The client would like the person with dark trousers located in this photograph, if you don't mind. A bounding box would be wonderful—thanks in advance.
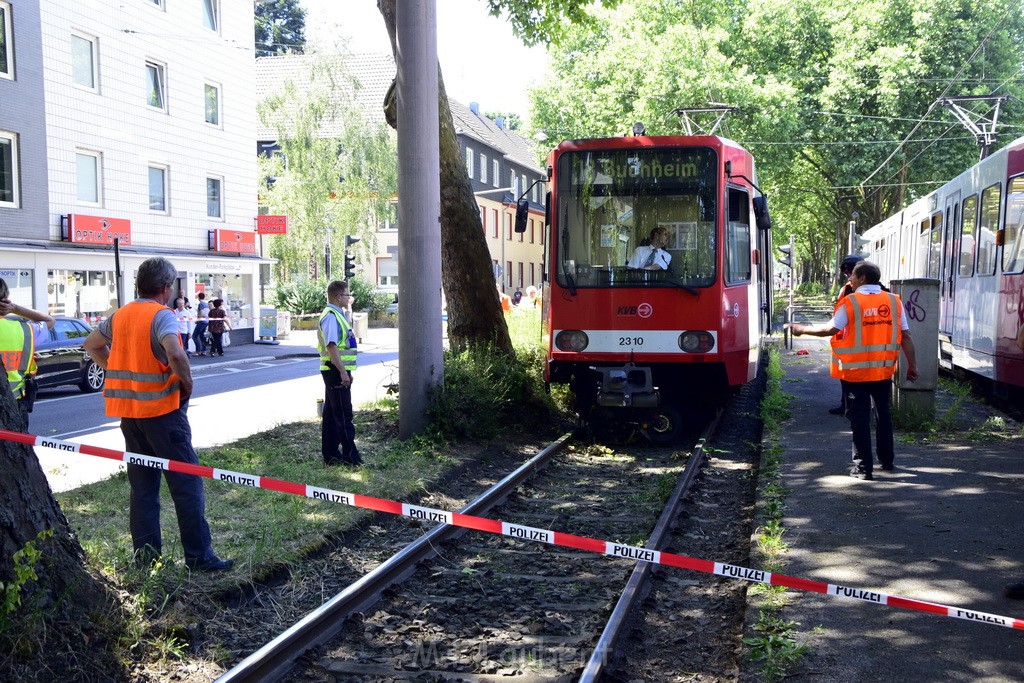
[789,261,919,481]
[83,257,233,572]
[828,254,865,415]
[0,279,55,430]
[318,280,361,467]
[192,292,209,356]
[207,298,230,357]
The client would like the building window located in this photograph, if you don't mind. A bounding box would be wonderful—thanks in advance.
[206,177,222,218]
[492,159,499,187]
[465,148,474,179]
[148,165,168,212]
[506,260,512,288]
[521,174,527,198]
[491,208,498,239]
[0,131,18,207]
[480,154,488,184]
[480,206,486,234]
[511,170,519,196]
[145,60,166,110]
[529,218,535,244]
[71,33,98,90]
[201,0,219,32]
[0,1,12,80]
[76,150,101,204]
[204,82,220,125]
[145,0,165,7]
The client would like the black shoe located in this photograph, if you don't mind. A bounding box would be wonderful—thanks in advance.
[829,405,845,415]
[185,556,235,572]
[849,467,873,481]
[1005,582,1024,599]
[880,464,895,472]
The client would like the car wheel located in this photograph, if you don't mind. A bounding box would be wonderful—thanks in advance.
[79,360,105,393]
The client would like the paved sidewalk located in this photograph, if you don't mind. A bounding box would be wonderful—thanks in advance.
[773,337,1024,681]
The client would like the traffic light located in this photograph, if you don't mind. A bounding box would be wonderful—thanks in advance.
[853,234,872,256]
[344,251,357,280]
[343,235,360,279]
[777,244,793,269]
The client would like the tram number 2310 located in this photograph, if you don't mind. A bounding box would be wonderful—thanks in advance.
[618,336,645,346]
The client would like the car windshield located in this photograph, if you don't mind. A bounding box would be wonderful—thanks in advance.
[554,147,717,289]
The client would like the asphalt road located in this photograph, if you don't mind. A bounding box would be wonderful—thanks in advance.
[31,335,400,492]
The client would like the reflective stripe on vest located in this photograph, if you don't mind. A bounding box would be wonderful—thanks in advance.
[0,320,36,400]
[103,301,182,418]
[317,307,356,372]
[830,292,902,381]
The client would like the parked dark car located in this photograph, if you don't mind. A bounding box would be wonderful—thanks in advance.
[34,317,105,393]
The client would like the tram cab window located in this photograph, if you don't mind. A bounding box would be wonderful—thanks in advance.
[555,147,718,288]
[1002,176,1024,274]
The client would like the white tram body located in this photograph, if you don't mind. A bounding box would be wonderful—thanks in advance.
[862,136,1024,389]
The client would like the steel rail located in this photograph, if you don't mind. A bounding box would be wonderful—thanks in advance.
[579,412,722,682]
[216,432,573,683]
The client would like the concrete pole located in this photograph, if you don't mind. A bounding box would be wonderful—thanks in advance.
[396,0,443,439]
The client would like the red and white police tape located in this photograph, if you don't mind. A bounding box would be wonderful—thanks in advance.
[8,428,1023,632]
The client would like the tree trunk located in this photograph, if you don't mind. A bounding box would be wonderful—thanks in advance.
[0,377,124,679]
[378,0,515,357]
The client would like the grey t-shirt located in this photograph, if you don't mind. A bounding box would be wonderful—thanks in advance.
[97,299,180,365]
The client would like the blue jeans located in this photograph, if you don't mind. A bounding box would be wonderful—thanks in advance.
[121,407,217,563]
[192,322,208,354]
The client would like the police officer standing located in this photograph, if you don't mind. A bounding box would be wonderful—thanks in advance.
[318,280,361,467]
[84,257,233,571]
[0,278,54,429]
[789,261,919,480]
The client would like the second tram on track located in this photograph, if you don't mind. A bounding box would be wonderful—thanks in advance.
[517,133,774,442]
[861,135,1024,392]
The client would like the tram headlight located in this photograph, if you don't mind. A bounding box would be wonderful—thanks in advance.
[555,330,589,352]
[678,331,714,353]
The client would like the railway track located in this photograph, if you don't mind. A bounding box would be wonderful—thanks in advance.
[212,369,766,682]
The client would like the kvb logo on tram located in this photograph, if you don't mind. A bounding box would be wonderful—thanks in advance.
[615,302,653,318]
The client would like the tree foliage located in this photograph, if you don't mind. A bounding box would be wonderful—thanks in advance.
[255,0,307,58]
[528,0,1024,282]
[257,56,397,283]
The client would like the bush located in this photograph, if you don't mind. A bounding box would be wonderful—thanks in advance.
[273,279,327,315]
[348,276,392,315]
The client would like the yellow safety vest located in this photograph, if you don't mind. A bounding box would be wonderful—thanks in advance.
[317,306,356,372]
[0,319,37,400]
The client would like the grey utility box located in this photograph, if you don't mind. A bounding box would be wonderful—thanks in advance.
[890,278,939,426]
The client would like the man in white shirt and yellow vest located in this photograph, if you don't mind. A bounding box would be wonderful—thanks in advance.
[84,257,233,571]
[790,261,919,481]
[0,278,54,430]
[318,280,361,467]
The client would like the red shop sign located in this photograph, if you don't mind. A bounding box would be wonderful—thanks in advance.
[67,214,132,246]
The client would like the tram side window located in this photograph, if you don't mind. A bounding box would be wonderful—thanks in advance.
[725,187,751,284]
[927,212,942,278]
[916,218,930,276]
[959,195,977,277]
[977,184,1000,276]
[1002,176,1024,274]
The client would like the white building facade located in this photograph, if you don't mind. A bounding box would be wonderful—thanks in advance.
[0,0,265,338]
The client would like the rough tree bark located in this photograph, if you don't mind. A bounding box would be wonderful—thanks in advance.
[0,378,124,680]
[377,0,515,357]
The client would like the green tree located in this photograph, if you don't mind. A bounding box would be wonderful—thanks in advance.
[255,0,306,58]
[483,111,522,131]
[258,56,397,284]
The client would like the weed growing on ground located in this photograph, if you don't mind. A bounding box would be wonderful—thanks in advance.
[743,346,807,681]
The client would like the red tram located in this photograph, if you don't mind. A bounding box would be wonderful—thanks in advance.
[862,135,1024,392]
[518,134,773,441]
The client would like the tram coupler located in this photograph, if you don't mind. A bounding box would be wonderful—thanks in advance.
[591,364,659,408]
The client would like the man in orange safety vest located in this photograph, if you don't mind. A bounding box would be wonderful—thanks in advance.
[788,261,919,481]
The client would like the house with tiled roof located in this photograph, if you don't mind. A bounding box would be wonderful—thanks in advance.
[255,53,546,296]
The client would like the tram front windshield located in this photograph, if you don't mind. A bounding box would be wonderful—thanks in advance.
[554,147,717,289]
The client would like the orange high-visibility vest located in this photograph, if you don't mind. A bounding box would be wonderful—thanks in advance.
[830,291,903,382]
[103,301,182,418]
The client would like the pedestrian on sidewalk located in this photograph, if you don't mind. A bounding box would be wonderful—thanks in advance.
[0,278,55,430]
[317,280,361,467]
[192,292,209,356]
[208,299,230,357]
[789,261,919,480]
[173,296,192,355]
[83,257,233,572]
